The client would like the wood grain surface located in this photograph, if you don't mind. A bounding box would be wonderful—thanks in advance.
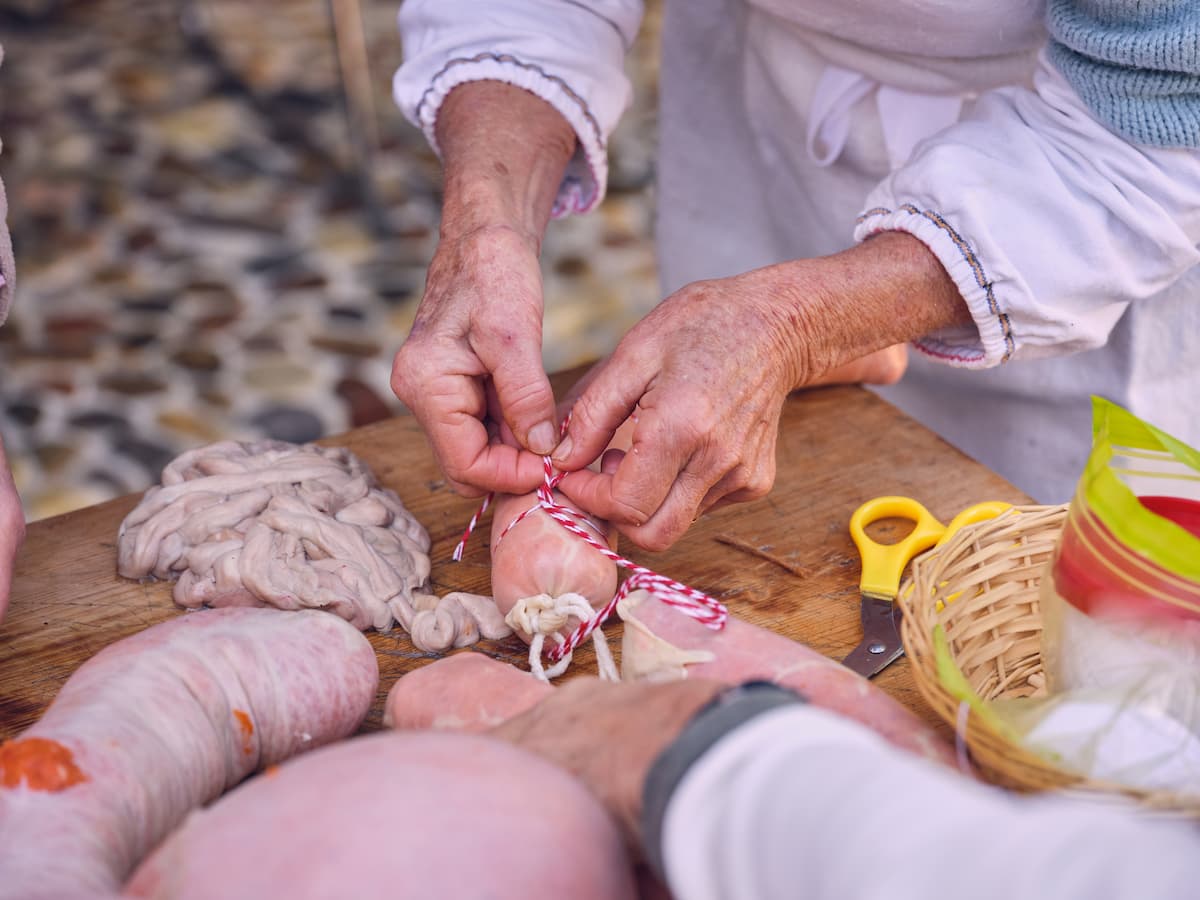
[0,374,1030,739]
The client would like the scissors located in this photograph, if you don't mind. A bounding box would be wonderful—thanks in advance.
[842,496,1011,678]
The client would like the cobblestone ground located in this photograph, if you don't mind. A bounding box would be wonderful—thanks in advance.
[0,0,662,519]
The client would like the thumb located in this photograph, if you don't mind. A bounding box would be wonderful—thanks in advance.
[481,337,559,456]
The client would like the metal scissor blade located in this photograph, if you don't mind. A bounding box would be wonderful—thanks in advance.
[840,595,905,679]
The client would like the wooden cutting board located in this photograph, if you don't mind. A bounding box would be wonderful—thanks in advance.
[0,375,1030,739]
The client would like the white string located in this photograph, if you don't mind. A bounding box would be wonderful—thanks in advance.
[505,592,619,683]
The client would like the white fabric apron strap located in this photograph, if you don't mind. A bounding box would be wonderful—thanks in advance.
[807,64,964,170]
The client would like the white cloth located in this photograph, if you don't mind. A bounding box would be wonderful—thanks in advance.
[393,0,1200,503]
[660,705,1200,900]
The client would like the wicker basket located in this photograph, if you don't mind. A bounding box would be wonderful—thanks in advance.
[898,504,1200,816]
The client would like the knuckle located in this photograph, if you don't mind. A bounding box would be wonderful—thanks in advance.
[638,521,681,553]
[497,377,551,420]
[389,346,425,398]
[441,458,471,486]
[674,392,718,442]
[740,461,776,501]
[448,478,485,499]
[742,478,772,501]
[711,447,742,475]
[609,490,655,527]
[566,392,609,439]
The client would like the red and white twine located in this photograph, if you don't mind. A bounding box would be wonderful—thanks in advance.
[453,420,728,672]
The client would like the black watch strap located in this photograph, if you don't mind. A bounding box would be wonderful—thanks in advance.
[640,680,808,881]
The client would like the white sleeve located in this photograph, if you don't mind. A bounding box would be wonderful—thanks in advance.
[661,705,1200,900]
[393,0,643,218]
[852,52,1200,369]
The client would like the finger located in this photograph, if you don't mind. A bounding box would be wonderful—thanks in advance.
[615,459,717,551]
[555,354,610,423]
[600,448,624,475]
[485,379,519,448]
[560,445,714,552]
[433,412,546,495]
[552,352,650,472]
[474,320,559,456]
[695,445,776,519]
[416,373,545,494]
[558,408,693,529]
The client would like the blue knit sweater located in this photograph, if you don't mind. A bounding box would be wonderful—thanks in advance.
[1048,0,1200,147]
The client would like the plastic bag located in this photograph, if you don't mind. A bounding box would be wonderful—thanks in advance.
[1013,398,1200,794]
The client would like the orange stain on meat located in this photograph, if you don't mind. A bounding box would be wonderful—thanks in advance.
[0,737,88,792]
[232,709,254,755]
[264,764,281,779]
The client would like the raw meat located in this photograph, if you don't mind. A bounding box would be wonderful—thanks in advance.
[383,652,552,732]
[0,607,379,899]
[393,591,513,654]
[125,731,636,900]
[117,440,431,632]
[619,590,956,766]
[489,488,619,633]
[484,420,637,680]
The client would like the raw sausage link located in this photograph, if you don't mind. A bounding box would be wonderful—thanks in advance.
[383,653,553,733]
[125,731,635,900]
[0,607,379,899]
[619,590,957,767]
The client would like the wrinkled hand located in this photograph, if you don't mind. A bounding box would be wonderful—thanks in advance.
[553,268,808,550]
[0,434,25,624]
[390,225,557,496]
[489,677,724,851]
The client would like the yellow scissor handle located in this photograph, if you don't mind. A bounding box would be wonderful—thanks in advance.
[849,496,946,599]
[934,502,1014,609]
[938,501,1013,548]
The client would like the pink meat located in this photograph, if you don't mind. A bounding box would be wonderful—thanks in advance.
[620,591,956,767]
[488,489,618,638]
[125,731,636,900]
[383,652,553,733]
[0,608,379,899]
[488,418,634,642]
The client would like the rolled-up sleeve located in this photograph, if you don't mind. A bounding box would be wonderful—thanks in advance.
[394,0,643,217]
[853,1,1200,369]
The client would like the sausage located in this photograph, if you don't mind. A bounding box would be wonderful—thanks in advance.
[125,731,635,900]
[383,652,553,733]
[619,590,957,767]
[0,608,379,899]
[488,417,635,645]
[488,488,619,637]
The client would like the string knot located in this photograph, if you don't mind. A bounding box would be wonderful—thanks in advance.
[505,592,585,637]
[505,592,617,683]
[453,413,729,679]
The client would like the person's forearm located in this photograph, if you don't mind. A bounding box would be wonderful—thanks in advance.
[771,231,972,387]
[0,432,25,623]
[436,81,577,250]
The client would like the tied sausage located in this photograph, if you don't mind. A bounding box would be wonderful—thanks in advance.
[0,608,379,899]
[126,731,635,900]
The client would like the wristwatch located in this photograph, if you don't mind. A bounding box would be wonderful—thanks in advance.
[640,680,808,880]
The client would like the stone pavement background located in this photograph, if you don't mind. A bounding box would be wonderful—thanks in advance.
[0,0,663,519]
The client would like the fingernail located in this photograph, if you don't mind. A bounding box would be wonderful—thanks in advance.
[552,434,573,463]
[529,421,556,455]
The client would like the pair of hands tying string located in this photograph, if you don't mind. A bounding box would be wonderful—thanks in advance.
[389,83,967,552]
